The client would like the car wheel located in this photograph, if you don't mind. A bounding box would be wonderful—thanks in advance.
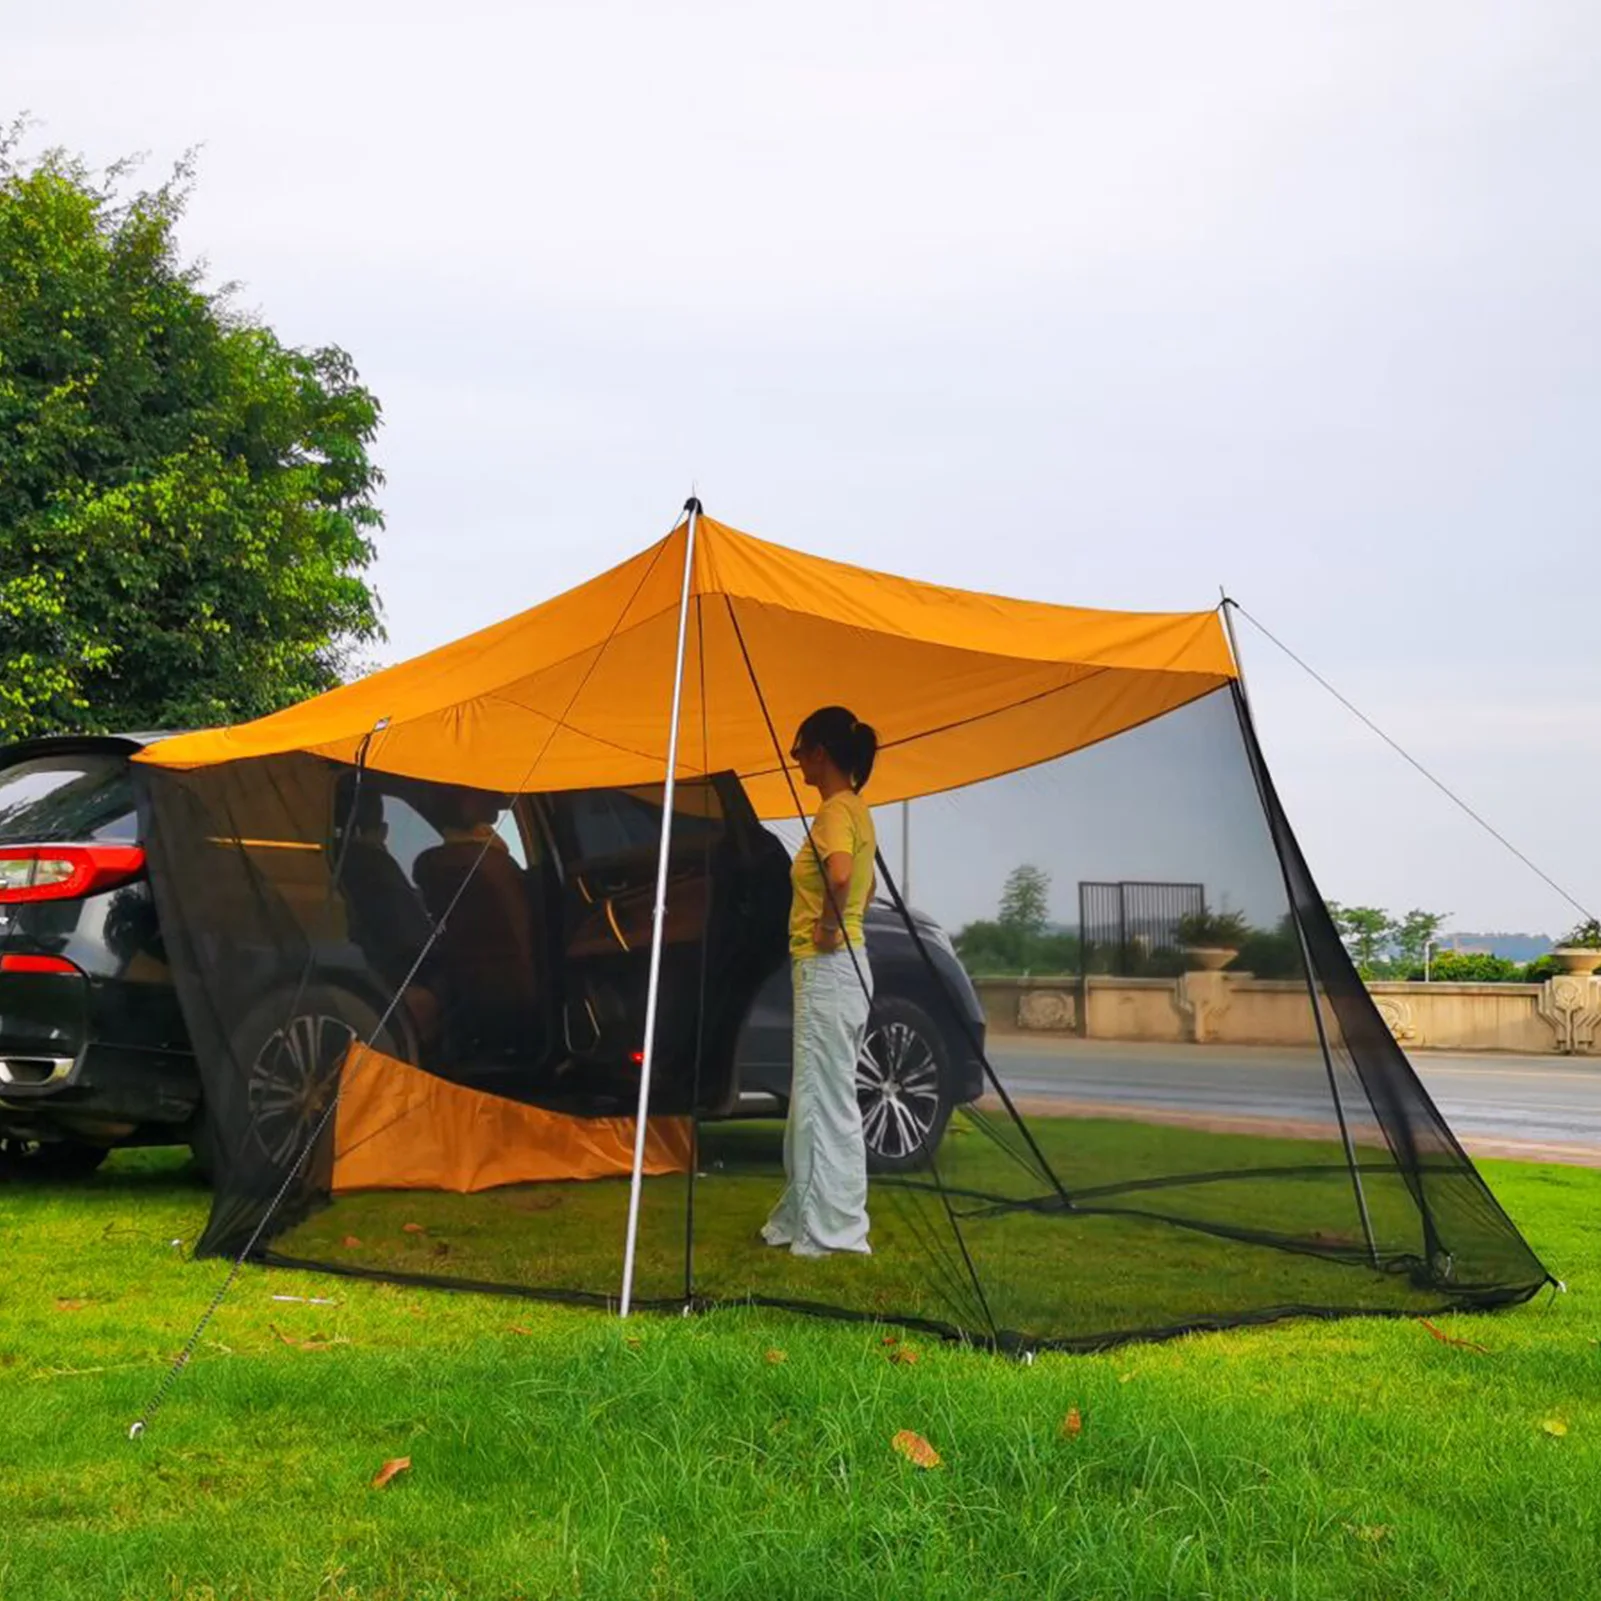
[0,1137,110,1180]
[232,985,412,1172]
[857,995,953,1173]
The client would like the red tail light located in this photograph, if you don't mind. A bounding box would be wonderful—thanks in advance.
[0,845,146,904]
[630,1050,645,1066]
[0,953,82,976]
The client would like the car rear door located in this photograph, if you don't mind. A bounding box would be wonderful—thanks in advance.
[539,774,787,1115]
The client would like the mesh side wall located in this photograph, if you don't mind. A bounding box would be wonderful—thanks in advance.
[136,685,1548,1351]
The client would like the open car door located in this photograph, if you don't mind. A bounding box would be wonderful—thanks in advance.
[539,774,788,1116]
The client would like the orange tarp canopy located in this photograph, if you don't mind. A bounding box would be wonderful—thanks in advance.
[137,515,1235,814]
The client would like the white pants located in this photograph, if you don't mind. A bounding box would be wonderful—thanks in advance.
[762,951,874,1257]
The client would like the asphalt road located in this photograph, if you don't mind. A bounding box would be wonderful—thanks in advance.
[985,1036,1601,1164]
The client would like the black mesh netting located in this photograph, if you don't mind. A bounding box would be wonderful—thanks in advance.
[133,682,1549,1352]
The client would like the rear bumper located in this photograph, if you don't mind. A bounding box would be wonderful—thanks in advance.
[0,962,199,1142]
[0,1041,200,1142]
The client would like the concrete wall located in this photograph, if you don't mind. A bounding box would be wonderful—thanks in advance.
[973,973,1601,1055]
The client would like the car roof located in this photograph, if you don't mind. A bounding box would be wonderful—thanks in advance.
[0,730,179,765]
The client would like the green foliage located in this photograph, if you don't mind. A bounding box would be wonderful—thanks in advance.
[1325,901,1454,980]
[1523,954,1560,983]
[957,864,1070,974]
[0,128,384,741]
[954,915,1079,976]
[1406,950,1524,984]
[1325,902,1394,977]
[1175,906,1250,948]
[997,863,1050,937]
[1230,914,1305,979]
[1559,918,1601,951]
[1391,908,1449,973]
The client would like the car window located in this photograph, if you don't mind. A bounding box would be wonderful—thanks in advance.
[559,783,722,862]
[0,754,139,844]
[334,777,532,879]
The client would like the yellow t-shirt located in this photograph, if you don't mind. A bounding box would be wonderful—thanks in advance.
[790,790,877,956]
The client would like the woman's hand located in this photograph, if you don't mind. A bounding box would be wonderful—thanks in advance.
[812,918,844,953]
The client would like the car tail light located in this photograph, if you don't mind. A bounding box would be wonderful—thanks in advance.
[0,845,146,904]
[0,953,82,976]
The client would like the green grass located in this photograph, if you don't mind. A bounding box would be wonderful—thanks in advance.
[0,1150,1594,1600]
[276,1114,1538,1343]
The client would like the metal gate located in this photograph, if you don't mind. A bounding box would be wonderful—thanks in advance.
[1078,880,1205,975]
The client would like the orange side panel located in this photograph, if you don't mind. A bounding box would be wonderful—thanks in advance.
[331,1046,693,1194]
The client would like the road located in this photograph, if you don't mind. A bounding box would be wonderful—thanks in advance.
[984,1036,1601,1164]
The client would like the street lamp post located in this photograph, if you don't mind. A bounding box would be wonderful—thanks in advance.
[900,798,910,903]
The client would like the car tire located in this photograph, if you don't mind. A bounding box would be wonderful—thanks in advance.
[0,1137,110,1180]
[230,983,415,1174]
[857,995,954,1174]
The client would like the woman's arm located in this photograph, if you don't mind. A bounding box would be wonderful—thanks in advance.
[813,851,854,952]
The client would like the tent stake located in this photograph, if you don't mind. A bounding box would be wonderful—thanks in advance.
[1222,599,1380,1269]
[619,496,701,1317]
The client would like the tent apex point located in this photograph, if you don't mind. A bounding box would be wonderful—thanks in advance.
[684,496,703,516]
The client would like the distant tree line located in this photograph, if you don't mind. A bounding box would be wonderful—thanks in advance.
[955,870,1561,985]
[1324,904,1559,983]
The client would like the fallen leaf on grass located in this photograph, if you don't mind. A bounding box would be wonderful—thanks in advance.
[888,1346,919,1366]
[1418,1318,1489,1355]
[508,1325,537,1336]
[624,1336,642,1350]
[53,1298,88,1312]
[1118,1372,1134,1384]
[764,1349,787,1365]
[341,1235,363,1248]
[1060,1408,1083,1439]
[401,1223,426,1235]
[1541,1418,1569,1438]
[891,1429,941,1469]
[371,1457,412,1489]
[881,1334,899,1346]
[268,1323,348,1351]
[1344,1523,1393,1544]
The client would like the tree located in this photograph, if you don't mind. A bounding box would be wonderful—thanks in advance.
[998,864,1050,937]
[1391,908,1449,975]
[1327,902,1393,977]
[0,128,384,740]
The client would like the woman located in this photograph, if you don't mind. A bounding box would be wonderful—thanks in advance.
[762,705,880,1259]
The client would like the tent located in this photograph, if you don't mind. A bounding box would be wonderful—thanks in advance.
[132,503,1550,1351]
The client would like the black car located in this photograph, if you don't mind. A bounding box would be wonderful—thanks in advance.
[0,733,987,1179]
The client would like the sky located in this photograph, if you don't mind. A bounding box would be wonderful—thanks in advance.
[7,0,1597,934]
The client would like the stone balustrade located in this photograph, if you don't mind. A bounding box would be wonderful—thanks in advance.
[974,973,1601,1055]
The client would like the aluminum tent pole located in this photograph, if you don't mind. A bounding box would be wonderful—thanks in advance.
[619,497,701,1318]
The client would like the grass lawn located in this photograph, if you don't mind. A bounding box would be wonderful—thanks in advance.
[1,1149,1594,1600]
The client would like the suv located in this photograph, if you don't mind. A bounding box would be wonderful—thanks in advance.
[0,734,987,1179]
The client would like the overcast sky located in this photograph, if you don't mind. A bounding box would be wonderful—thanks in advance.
[8,0,1597,933]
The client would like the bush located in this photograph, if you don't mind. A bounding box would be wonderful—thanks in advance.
[1175,907,1250,948]
[1406,950,1524,983]
[1230,918,1304,979]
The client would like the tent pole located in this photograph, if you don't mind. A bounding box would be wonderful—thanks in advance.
[619,497,701,1318]
[1222,600,1379,1268]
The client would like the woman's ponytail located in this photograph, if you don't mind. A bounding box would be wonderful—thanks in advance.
[850,720,878,793]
